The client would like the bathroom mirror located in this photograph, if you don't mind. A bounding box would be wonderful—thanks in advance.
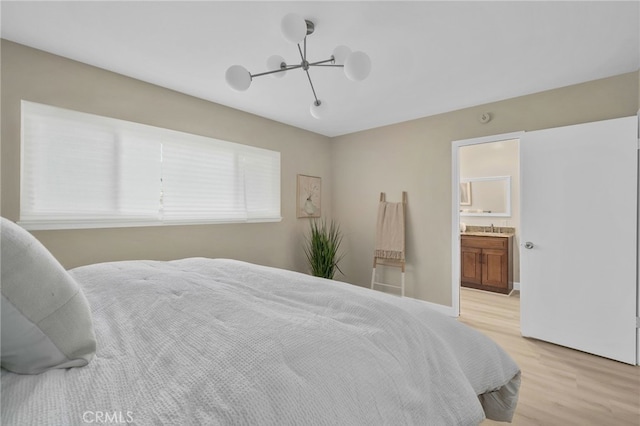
[459,176,511,217]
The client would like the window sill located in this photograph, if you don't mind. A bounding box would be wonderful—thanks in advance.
[17,217,283,231]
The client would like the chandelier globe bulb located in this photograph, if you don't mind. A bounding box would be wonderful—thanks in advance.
[332,45,352,65]
[267,55,287,78]
[344,51,371,81]
[281,13,307,44]
[310,99,328,119]
[225,65,252,91]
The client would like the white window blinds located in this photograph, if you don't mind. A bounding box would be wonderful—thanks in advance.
[20,101,281,230]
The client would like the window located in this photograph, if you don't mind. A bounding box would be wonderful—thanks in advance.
[20,101,281,230]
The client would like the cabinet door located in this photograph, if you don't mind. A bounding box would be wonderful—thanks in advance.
[461,246,482,286]
[482,248,508,290]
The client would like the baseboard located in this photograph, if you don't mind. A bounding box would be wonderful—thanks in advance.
[513,281,520,291]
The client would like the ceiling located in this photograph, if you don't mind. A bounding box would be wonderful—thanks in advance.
[2,1,639,137]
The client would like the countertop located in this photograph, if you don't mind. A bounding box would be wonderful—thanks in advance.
[461,231,515,237]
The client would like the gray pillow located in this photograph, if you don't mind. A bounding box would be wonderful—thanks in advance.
[1,217,96,374]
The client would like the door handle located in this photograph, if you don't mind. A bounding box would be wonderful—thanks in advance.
[524,241,534,249]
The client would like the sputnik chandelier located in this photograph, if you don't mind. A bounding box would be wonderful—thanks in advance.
[225,13,372,119]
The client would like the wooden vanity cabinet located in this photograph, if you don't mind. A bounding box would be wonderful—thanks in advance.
[461,235,513,294]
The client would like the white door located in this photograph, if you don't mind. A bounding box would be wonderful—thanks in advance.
[520,116,637,365]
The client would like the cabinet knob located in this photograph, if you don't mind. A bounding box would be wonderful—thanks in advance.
[524,241,534,249]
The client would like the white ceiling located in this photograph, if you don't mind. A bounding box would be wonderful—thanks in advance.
[2,1,639,137]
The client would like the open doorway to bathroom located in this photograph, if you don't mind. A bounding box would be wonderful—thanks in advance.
[451,133,521,316]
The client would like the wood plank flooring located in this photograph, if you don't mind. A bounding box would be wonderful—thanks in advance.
[458,288,640,425]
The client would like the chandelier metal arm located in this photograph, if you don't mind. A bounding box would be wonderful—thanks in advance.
[308,58,340,67]
[297,43,306,64]
[249,57,339,80]
[304,68,320,105]
[298,39,320,105]
[251,64,302,79]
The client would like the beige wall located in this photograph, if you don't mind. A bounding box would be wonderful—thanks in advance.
[331,71,639,306]
[1,40,332,272]
[2,40,638,306]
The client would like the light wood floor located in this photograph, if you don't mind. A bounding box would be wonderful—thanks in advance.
[458,288,640,426]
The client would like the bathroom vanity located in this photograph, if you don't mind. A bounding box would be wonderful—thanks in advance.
[460,232,513,294]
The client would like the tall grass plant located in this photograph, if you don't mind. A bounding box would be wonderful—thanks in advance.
[303,219,344,279]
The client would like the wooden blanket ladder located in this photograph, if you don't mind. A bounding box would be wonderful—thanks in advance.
[371,191,407,297]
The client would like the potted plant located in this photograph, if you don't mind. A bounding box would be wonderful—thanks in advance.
[303,219,344,279]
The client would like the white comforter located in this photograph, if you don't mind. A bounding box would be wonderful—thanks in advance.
[1,258,519,425]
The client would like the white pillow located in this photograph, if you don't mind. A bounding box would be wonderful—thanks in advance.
[1,217,96,374]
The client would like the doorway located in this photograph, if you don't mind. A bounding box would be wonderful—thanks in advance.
[451,132,523,317]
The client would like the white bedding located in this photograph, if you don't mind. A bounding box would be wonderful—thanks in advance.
[1,258,519,425]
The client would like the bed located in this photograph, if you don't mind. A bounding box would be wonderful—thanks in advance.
[1,218,520,425]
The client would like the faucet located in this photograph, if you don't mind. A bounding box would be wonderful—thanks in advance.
[490,223,494,233]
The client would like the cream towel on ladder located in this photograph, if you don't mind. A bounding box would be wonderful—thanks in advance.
[375,201,405,260]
